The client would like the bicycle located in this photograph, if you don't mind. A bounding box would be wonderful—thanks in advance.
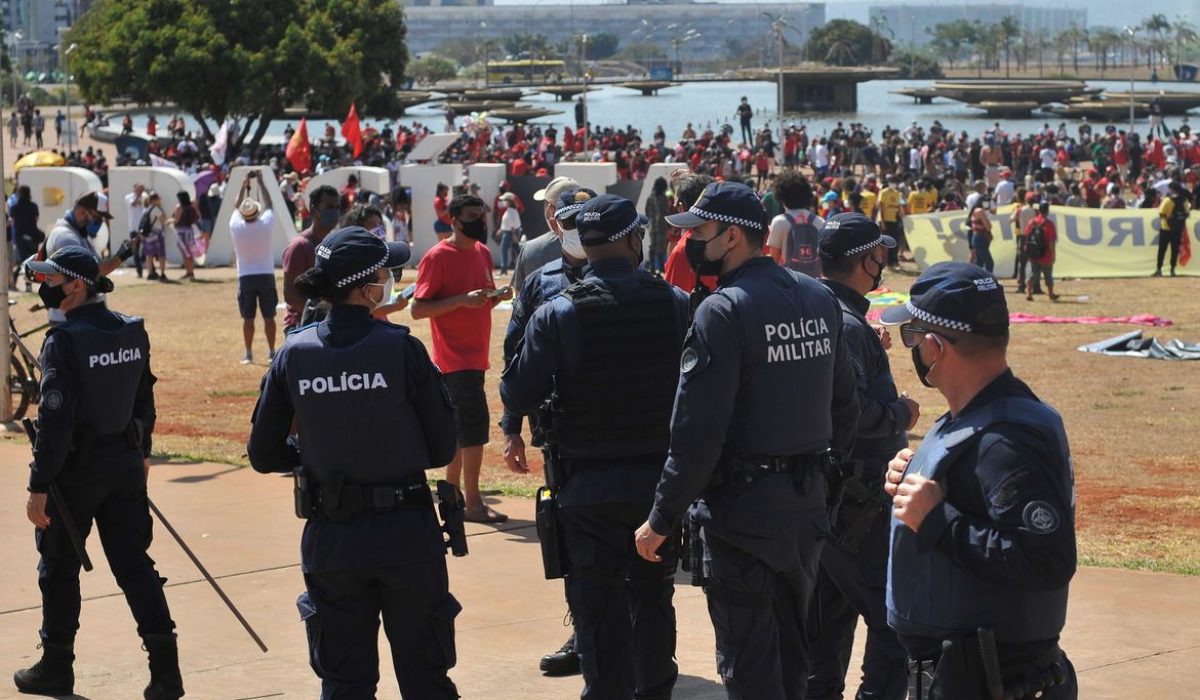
[9,310,47,421]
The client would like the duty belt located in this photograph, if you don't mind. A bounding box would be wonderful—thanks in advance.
[312,478,433,513]
[731,453,831,472]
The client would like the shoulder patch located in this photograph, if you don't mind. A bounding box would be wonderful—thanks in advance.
[1022,500,1060,535]
[680,330,710,376]
[42,389,64,411]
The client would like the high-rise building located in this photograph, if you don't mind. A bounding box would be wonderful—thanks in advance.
[869,3,1087,47]
[2,0,79,73]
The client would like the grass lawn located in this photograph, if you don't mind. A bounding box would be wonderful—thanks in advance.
[4,263,1198,574]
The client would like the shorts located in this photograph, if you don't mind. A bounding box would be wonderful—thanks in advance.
[238,274,279,320]
[441,370,489,448]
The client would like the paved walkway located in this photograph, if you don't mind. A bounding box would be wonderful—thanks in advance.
[0,444,1196,699]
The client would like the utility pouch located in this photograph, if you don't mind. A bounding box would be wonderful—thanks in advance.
[294,468,315,519]
[680,515,705,587]
[319,474,363,523]
[535,487,569,579]
[436,480,469,557]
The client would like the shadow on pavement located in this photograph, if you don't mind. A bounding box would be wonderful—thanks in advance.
[675,673,725,697]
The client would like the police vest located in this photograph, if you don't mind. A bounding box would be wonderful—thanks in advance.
[887,396,1073,643]
[555,278,682,460]
[835,297,907,463]
[284,323,432,484]
[59,313,148,436]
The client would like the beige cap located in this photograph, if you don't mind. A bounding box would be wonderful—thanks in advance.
[533,175,579,203]
[239,197,261,220]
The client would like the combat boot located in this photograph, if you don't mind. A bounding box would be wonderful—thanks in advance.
[13,641,74,696]
[142,633,184,700]
[539,634,581,677]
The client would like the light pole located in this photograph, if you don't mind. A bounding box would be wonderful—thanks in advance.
[64,42,77,147]
[771,18,786,148]
[580,34,590,138]
[10,31,23,109]
[1123,26,1137,136]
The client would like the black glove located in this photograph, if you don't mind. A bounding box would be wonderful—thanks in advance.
[115,239,134,261]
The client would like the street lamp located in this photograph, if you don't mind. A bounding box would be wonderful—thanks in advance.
[10,31,23,109]
[1123,26,1137,136]
[64,42,77,147]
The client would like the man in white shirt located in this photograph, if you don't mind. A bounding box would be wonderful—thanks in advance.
[229,173,278,364]
[124,183,146,278]
[994,169,1015,207]
[42,192,129,324]
[765,171,826,277]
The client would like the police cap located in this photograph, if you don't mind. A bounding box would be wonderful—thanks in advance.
[880,262,1008,336]
[818,212,896,259]
[315,226,411,288]
[554,186,597,220]
[576,194,647,247]
[26,245,107,288]
[665,181,768,235]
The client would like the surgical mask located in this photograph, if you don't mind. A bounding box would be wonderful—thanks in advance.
[369,224,387,240]
[38,282,69,309]
[560,226,586,258]
[911,336,941,388]
[460,218,488,243]
[364,271,394,310]
[684,230,726,277]
[316,208,340,230]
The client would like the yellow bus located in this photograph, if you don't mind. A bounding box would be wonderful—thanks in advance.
[486,59,566,85]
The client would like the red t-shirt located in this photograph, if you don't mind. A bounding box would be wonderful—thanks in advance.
[415,239,496,373]
[1024,215,1057,266]
[663,230,718,292]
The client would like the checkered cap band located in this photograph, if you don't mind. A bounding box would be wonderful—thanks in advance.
[585,217,644,246]
[555,202,586,219]
[330,248,390,288]
[842,235,886,257]
[48,259,93,284]
[688,206,762,232]
[905,301,973,332]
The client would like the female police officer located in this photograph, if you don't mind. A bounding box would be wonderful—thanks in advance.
[247,227,461,699]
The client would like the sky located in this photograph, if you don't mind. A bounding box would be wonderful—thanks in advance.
[488,0,1194,30]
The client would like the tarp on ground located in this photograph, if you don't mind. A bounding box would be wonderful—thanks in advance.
[906,206,1199,278]
[1078,330,1200,360]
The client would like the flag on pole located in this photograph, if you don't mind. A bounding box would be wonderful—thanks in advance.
[149,153,180,170]
[287,118,312,174]
[342,104,363,159]
[1180,226,1192,267]
[210,119,231,166]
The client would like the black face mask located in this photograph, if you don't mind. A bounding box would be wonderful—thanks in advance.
[861,254,885,291]
[38,283,68,309]
[684,233,725,277]
[911,336,940,388]
[460,218,487,243]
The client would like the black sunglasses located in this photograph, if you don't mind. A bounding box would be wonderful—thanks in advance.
[899,324,958,349]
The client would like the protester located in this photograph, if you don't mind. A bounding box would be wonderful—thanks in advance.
[766,170,824,276]
[229,173,278,364]
[1024,201,1059,301]
[10,185,40,288]
[967,196,995,272]
[124,183,147,278]
[171,191,200,280]
[645,176,671,273]
[282,184,340,332]
[1155,181,1191,277]
[496,192,522,276]
[141,192,168,281]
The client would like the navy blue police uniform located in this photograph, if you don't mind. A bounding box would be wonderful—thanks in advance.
[647,182,860,700]
[807,213,909,700]
[881,263,1077,700]
[18,246,180,699]
[501,195,689,700]
[247,228,461,700]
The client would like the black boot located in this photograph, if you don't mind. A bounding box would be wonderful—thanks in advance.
[539,633,581,676]
[13,641,74,696]
[143,633,184,700]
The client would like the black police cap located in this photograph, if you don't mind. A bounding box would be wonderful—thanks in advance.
[665,181,768,235]
[26,245,103,286]
[576,194,647,246]
[880,262,1008,336]
[818,212,896,259]
[315,226,411,288]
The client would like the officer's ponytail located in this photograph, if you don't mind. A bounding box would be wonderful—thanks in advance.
[293,267,355,302]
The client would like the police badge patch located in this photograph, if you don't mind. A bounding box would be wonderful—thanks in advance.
[42,389,64,411]
[680,331,709,376]
[1022,500,1060,535]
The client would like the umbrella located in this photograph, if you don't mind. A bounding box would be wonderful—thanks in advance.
[191,169,218,199]
[13,150,66,172]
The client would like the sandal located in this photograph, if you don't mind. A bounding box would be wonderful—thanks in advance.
[464,506,508,524]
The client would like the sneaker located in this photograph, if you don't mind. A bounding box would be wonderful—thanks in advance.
[1152,269,1163,277]
[240,351,252,365]
[147,271,160,281]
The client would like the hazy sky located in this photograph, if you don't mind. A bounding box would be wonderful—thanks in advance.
[488,0,1194,30]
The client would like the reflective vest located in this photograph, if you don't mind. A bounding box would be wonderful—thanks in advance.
[60,313,148,436]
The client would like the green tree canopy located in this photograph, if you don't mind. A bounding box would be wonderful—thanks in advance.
[803,19,891,66]
[66,0,407,151]
[409,55,458,85]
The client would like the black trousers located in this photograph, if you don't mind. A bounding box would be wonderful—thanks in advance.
[1157,229,1182,271]
[300,561,460,700]
[702,505,825,700]
[37,464,175,645]
[806,511,907,700]
[559,503,678,700]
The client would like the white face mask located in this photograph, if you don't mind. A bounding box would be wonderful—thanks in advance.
[364,270,394,310]
[560,226,586,259]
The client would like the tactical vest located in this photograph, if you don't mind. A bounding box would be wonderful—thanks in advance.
[59,313,148,436]
[554,278,682,460]
[887,396,1074,643]
[284,323,432,484]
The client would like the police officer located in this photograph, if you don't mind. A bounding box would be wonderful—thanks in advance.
[500,183,594,677]
[880,262,1077,700]
[634,181,860,700]
[501,194,688,700]
[17,246,182,700]
[247,227,461,699]
[807,213,917,700]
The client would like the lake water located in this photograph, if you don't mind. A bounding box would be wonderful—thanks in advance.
[113,79,1196,148]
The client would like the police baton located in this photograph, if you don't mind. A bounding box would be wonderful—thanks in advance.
[22,418,93,572]
[145,497,269,653]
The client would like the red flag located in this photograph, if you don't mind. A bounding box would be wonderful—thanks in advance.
[342,104,363,158]
[1180,224,1192,268]
[286,118,312,174]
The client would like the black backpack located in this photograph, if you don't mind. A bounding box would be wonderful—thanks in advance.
[1025,220,1046,259]
[783,210,821,275]
[137,208,155,237]
[1167,195,1189,233]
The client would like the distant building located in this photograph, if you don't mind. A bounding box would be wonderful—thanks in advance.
[869,3,1087,47]
[402,1,825,62]
[2,0,81,75]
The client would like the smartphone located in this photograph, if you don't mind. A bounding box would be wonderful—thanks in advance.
[400,283,417,301]
[486,285,511,299]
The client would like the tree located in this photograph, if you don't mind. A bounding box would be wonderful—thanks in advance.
[1172,18,1198,68]
[927,20,976,69]
[503,33,552,59]
[890,47,944,79]
[998,15,1021,78]
[583,32,620,61]
[803,19,890,67]
[1142,14,1170,68]
[1088,27,1122,77]
[619,42,667,63]
[66,0,407,152]
[409,55,458,85]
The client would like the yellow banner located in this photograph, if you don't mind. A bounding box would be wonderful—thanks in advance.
[904,207,1198,278]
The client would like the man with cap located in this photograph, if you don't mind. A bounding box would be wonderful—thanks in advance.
[634,181,859,700]
[16,247,182,700]
[880,262,1077,700]
[230,171,279,364]
[502,194,688,700]
[43,192,132,325]
[805,213,917,700]
[510,176,577,293]
[501,184,594,677]
[249,227,463,699]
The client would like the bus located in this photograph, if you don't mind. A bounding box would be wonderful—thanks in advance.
[486,59,567,85]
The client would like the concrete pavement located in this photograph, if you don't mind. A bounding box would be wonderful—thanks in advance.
[1,444,1197,699]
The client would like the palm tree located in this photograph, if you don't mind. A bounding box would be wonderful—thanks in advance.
[1089,27,1121,78]
[998,15,1022,78]
[825,39,859,66]
[1142,14,1170,68]
[1172,17,1198,70]
[1053,29,1072,75]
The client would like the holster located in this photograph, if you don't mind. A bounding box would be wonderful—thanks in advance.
[535,486,569,579]
[318,473,363,523]
[679,515,705,587]
[909,631,1069,700]
[293,468,316,519]
[830,463,888,553]
[437,480,469,557]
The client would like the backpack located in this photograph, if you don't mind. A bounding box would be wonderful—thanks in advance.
[1167,195,1189,232]
[137,208,154,237]
[783,211,821,274]
[1025,220,1047,259]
